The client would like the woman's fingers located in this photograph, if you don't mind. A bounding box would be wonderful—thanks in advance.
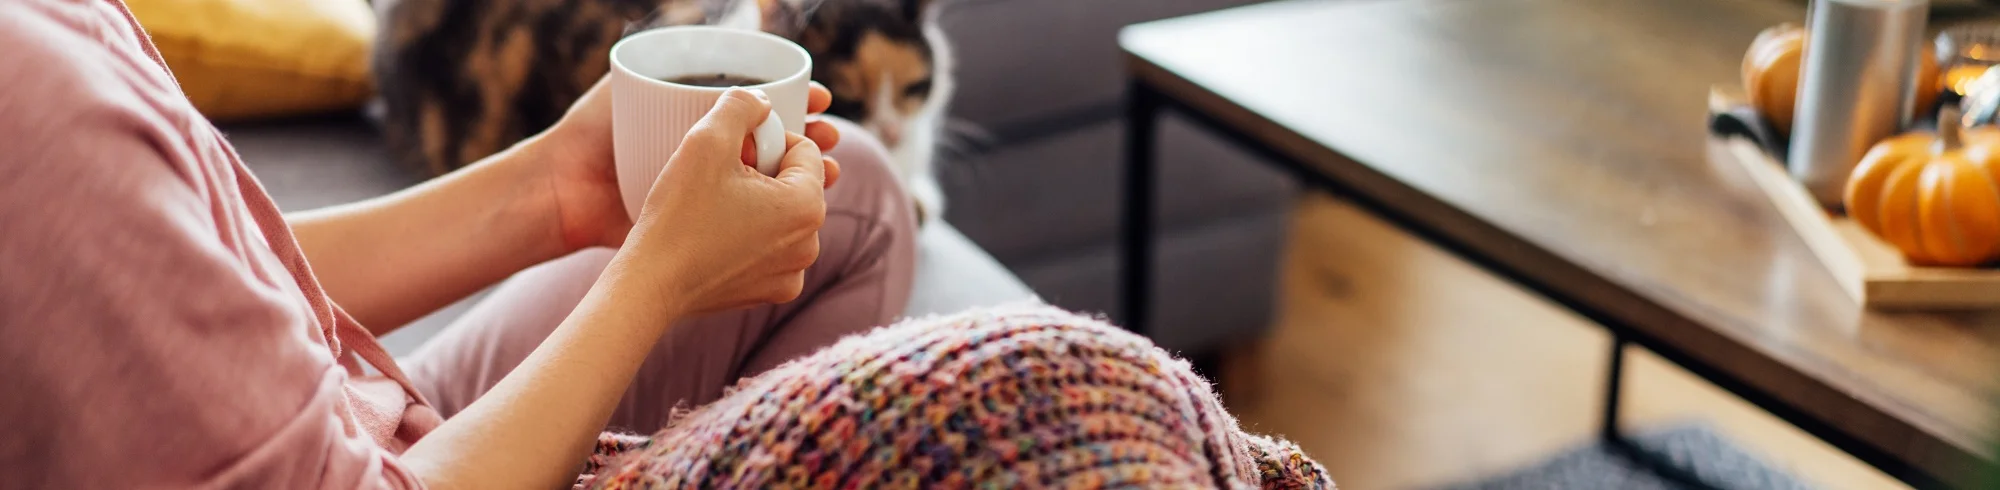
[686,88,773,161]
[808,82,832,115]
[775,136,827,191]
[804,117,840,151]
[764,271,809,304]
[784,233,821,271]
[763,238,819,301]
[804,83,838,150]
[823,156,841,189]
[623,89,837,316]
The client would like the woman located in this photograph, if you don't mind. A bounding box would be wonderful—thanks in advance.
[1,0,906,487]
[1,1,1334,488]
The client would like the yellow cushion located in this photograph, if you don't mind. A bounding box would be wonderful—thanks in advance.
[127,0,377,122]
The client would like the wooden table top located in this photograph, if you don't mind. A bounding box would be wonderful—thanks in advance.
[1122,0,1998,484]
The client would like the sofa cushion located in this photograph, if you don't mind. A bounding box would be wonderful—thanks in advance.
[941,111,1297,263]
[936,0,1264,131]
[905,223,1041,317]
[1009,206,1289,351]
[221,116,422,209]
[129,0,378,122]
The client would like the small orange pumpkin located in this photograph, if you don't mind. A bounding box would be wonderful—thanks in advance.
[1845,108,2000,266]
[1744,23,1807,133]
[1743,23,1939,134]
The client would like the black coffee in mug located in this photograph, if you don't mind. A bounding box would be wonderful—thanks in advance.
[662,73,769,87]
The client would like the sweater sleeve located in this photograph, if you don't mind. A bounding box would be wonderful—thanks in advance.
[0,2,423,488]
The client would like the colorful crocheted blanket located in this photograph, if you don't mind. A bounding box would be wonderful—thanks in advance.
[578,304,1334,489]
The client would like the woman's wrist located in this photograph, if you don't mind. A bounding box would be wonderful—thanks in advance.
[489,134,590,258]
[597,242,695,329]
[489,130,698,321]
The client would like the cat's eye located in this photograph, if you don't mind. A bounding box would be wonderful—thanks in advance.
[827,97,865,119]
[903,78,932,98]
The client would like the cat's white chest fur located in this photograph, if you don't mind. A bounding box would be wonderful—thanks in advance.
[890,22,951,228]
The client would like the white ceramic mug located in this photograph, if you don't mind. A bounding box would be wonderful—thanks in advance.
[609,26,812,220]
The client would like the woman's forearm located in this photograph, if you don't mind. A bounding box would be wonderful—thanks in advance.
[288,139,567,333]
[398,254,685,490]
[386,87,832,489]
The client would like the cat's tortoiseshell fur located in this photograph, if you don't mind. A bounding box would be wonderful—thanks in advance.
[373,0,937,176]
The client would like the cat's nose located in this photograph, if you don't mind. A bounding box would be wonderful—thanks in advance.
[872,121,903,147]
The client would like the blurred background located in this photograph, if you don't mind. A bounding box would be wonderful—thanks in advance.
[136,0,2000,487]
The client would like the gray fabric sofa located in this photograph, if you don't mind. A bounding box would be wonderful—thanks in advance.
[221,117,1035,356]
[933,0,1298,351]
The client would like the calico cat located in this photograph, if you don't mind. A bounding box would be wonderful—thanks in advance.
[371,0,952,223]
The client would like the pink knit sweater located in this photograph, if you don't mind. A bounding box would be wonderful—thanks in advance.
[0,0,438,487]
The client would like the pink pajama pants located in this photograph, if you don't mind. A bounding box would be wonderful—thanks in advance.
[403,120,918,434]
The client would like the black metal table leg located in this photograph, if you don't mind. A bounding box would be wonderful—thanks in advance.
[1603,333,1627,442]
[1121,81,1160,336]
[1601,334,1723,490]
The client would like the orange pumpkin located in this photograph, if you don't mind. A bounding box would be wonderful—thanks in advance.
[1744,24,1807,133]
[1743,23,1939,134]
[1845,108,2000,266]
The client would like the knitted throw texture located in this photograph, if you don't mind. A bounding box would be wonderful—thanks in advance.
[578,304,1333,489]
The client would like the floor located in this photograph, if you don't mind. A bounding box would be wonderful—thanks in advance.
[1219,192,1907,490]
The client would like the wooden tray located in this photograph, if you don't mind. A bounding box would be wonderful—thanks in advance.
[1714,117,2000,309]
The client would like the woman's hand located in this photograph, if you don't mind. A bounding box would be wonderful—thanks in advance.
[611,88,834,315]
[533,76,843,252]
[399,89,839,490]
[287,77,842,333]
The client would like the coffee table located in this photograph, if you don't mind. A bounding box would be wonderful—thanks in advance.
[1119,0,1999,488]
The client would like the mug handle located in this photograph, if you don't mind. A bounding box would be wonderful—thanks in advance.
[749,107,786,177]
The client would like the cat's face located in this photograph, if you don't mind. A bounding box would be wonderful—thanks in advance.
[760,0,940,148]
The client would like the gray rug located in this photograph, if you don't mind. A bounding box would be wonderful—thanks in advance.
[1435,424,1817,490]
